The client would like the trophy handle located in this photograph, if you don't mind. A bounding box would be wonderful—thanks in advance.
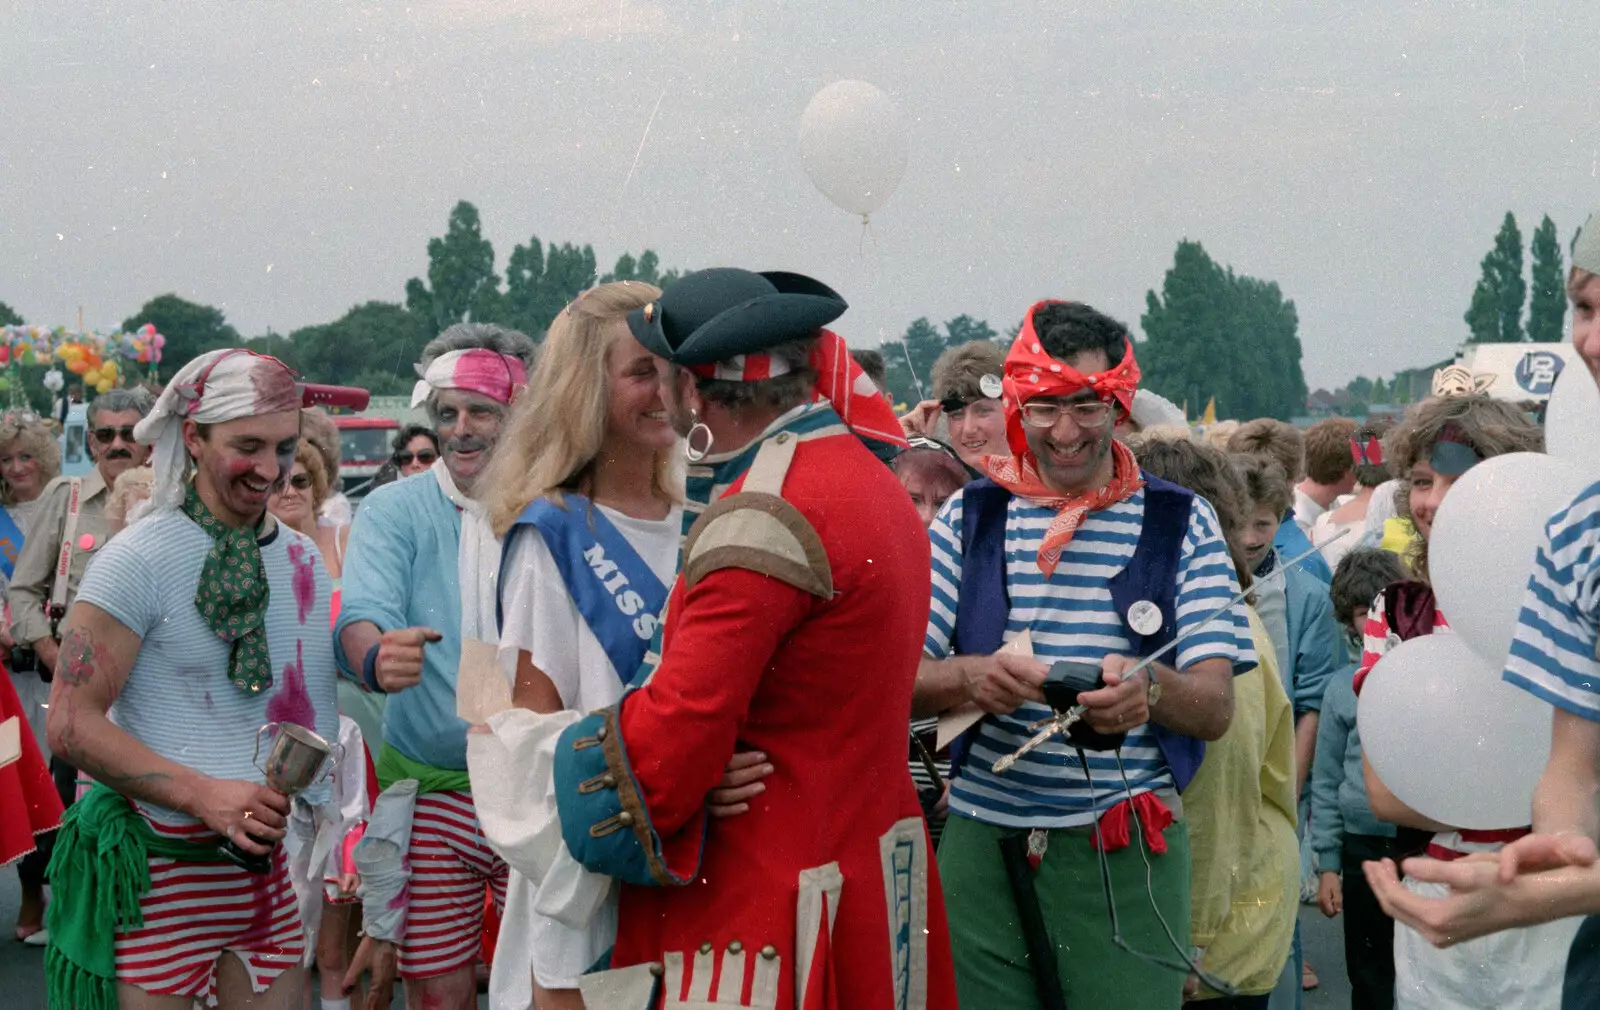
[314,742,347,786]
[253,723,280,776]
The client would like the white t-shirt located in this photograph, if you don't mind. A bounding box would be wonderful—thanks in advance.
[497,502,682,711]
[491,500,681,996]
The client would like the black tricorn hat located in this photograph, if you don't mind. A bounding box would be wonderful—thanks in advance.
[627,268,847,367]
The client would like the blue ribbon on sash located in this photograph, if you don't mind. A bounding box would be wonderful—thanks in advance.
[499,495,670,687]
[0,505,24,582]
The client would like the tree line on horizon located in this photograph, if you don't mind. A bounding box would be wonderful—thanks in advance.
[6,201,1562,421]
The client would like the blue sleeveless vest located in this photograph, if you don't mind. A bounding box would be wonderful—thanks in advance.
[949,472,1207,791]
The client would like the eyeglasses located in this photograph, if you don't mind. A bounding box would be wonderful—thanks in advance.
[394,450,438,467]
[287,474,313,491]
[92,425,138,445]
[1019,400,1113,429]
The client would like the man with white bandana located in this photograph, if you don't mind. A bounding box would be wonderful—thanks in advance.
[335,322,534,1010]
[42,348,339,1010]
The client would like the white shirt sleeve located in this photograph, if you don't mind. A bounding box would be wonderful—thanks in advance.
[497,528,585,708]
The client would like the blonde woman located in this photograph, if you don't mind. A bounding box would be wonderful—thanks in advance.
[1,415,61,943]
[468,282,679,1010]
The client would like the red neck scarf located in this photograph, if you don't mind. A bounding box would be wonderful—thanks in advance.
[986,441,1145,578]
[686,329,909,450]
[982,301,1146,577]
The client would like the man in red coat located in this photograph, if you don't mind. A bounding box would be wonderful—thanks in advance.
[552,268,959,1009]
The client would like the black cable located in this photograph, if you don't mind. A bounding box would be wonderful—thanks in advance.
[1074,747,1239,997]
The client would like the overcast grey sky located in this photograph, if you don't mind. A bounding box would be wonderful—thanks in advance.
[3,0,1596,390]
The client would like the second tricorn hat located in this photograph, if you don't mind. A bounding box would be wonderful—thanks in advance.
[626,268,847,367]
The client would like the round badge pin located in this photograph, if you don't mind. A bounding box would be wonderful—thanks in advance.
[1127,600,1162,637]
[77,533,96,552]
[979,374,1003,399]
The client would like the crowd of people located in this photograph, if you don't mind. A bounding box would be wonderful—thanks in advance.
[0,222,1597,1010]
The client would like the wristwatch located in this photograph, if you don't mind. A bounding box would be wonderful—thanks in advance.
[1145,671,1163,708]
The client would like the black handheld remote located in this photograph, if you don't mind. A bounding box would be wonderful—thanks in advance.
[1043,660,1126,752]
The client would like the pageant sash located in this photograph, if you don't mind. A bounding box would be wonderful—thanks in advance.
[501,495,669,687]
[0,505,22,581]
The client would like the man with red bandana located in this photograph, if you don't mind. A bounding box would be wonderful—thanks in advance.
[913,301,1255,1008]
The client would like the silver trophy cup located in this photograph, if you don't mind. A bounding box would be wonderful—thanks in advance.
[218,722,344,874]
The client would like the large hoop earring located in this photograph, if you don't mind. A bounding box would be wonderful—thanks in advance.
[684,411,713,463]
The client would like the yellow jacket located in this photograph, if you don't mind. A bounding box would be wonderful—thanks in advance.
[1186,607,1299,997]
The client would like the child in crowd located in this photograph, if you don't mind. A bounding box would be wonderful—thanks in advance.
[1135,438,1298,1009]
[1309,548,1406,1010]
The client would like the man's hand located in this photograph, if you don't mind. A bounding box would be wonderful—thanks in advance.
[1077,655,1150,735]
[192,778,290,855]
[374,627,442,693]
[34,636,58,675]
[899,400,942,437]
[1496,831,1599,884]
[343,935,398,1008]
[964,653,1048,715]
[708,750,774,818]
[1317,871,1343,918]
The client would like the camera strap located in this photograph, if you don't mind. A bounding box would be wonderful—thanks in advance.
[48,478,84,627]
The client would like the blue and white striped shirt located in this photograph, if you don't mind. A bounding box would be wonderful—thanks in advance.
[926,487,1255,828]
[1503,480,1600,721]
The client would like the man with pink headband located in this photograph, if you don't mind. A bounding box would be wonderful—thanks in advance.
[43,347,340,1010]
[336,323,534,1009]
[913,301,1254,1008]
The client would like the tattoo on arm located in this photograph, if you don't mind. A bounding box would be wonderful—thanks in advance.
[56,626,107,688]
[50,623,174,795]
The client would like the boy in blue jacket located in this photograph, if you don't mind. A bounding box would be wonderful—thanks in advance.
[1311,548,1407,1009]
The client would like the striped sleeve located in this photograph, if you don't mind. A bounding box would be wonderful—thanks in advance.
[1172,496,1255,673]
[1350,593,1391,695]
[73,534,160,637]
[924,493,965,659]
[1503,482,1600,721]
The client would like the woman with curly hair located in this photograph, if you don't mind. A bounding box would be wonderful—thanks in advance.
[1,415,62,942]
[1350,393,1576,1009]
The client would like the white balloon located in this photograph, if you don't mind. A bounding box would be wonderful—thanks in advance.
[1431,452,1595,670]
[1545,363,1600,477]
[1358,633,1552,830]
[799,80,908,219]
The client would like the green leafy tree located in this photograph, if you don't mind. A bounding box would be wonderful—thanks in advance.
[1465,213,1527,342]
[121,294,241,377]
[406,201,502,331]
[600,249,681,289]
[503,237,599,338]
[288,302,433,388]
[0,301,22,326]
[1529,215,1567,344]
[942,314,998,349]
[1492,212,1527,342]
[1465,277,1499,343]
[1140,240,1307,421]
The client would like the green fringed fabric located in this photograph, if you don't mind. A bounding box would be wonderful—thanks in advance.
[44,786,228,1010]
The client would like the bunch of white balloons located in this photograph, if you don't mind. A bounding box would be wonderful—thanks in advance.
[1360,366,1599,829]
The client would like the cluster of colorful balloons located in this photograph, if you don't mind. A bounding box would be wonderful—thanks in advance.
[56,343,124,393]
[0,325,166,393]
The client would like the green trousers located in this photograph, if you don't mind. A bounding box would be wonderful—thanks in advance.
[938,812,1192,1010]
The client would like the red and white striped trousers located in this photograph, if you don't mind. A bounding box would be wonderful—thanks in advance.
[398,790,508,979]
[113,819,305,1001]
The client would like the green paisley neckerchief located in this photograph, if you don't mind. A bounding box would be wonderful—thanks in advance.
[181,483,273,695]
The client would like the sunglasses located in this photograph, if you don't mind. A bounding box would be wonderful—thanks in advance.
[394,450,438,467]
[92,426,138,445]
[285,474,313,491]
